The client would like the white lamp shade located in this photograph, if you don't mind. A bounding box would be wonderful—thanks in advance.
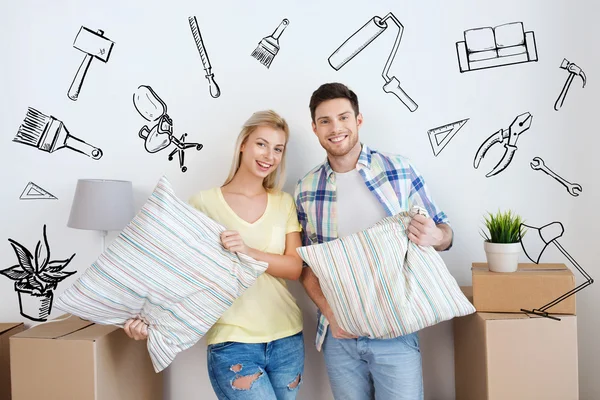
[520,222,565,264]
[67,179,135,231]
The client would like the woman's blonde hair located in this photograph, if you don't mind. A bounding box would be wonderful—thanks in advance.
[223,110,290,192]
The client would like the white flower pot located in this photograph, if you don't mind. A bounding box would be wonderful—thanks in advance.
[484,242,521,273]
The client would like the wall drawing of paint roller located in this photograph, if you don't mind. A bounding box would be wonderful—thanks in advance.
[328,13,418,112]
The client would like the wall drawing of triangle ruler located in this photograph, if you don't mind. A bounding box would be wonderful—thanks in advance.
[427,118,469,156]
[20,182,57,200]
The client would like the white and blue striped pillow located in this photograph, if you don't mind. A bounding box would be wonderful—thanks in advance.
[55,176,268,372]
[296,208,475,339]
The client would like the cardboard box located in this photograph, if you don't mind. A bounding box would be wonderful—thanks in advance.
[472,262,576,314]
[10,315,163,400]
[1,323,25,400]
[454,287,579,400]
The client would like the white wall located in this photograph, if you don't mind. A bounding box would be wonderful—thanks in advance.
[1,0,599,399]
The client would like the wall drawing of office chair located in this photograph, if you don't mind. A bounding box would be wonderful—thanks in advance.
[133,85,203,173]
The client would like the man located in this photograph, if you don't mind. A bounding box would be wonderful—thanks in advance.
[294,82,453,400]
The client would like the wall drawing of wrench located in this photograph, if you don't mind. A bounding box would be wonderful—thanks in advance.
[530,157,582,197]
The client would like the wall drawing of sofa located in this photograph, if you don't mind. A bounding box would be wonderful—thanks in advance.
[456,21,538,72]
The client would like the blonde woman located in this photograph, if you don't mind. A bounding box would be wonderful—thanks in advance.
[124,110,305,399]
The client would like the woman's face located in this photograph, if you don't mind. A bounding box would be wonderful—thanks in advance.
[240,125,286,179]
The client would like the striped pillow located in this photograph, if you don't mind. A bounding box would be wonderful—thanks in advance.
[55,176,268,372]
[296,207,475,339]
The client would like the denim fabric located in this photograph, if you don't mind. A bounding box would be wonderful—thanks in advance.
[322,328,423,400]
[207,331,304,400]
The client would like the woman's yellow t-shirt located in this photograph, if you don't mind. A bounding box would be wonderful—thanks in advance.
[188,187,303,345]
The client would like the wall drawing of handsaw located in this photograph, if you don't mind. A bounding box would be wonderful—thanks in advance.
[328,13,418,112]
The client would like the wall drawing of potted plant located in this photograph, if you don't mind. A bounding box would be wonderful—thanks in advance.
[0,225,77,321]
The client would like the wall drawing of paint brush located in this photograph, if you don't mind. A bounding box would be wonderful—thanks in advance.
[13,107,103,160]
[188,16,220,98]
[251,18,289,68]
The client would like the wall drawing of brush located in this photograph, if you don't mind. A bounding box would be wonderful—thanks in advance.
[328,13,418,112]
[188,16,221,98]
[13,107,103,160]
[251,18,289,69]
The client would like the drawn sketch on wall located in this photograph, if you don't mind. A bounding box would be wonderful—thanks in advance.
[456,22,538,73]
[554,58,586,111]
[133,85,203,173]
[474,112,533,177]
[251,18,290,68]
[67,26,114,101]
[188,16,221,98]
[530,157,582,196]
[20,182,57,200]
[427,118,469,156]
[519,220,594,320]
[0,225,77,322]
[328,13,418,112]
[14,107,103,160]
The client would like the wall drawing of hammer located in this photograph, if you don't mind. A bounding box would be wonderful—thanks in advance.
[530,157,582,197]
[554,58,586,111]
[13,107,103,160]
[67,27,114,101]
[328,13,418,112]
[188,16,220,98]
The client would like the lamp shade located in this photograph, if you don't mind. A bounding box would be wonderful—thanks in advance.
[67,179,135,231]
[519,222,565,264]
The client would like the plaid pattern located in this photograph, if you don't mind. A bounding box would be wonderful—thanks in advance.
[294,144,451,351]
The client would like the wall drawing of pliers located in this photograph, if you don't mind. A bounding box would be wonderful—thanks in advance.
[554,58,586,111]
[473,112,533,177]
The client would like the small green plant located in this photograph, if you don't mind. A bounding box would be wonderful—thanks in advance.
[480,209,527,243]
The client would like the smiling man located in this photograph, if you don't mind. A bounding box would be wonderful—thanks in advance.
[294,82,453,400]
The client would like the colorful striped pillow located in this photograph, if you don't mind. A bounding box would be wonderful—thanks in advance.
[296,207,475,339]
[54,176,268,372]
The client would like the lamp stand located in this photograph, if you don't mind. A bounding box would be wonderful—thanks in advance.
[521,240,594,321]
[100,230,108,253]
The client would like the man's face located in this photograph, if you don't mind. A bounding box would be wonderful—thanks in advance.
[312,98,363,157]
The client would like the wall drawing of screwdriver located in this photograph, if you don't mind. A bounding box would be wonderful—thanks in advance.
[473,112,533,177]
[189,16,221,98]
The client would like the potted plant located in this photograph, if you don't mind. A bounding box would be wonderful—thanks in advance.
[0,225,77,321]
[480,209,526,273]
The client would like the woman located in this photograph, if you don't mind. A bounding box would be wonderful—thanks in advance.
[124,110,305,399]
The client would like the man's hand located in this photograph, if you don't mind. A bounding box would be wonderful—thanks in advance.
[327,313,358,339]
[220,230,250,255]
[408,213,443,247]
[124,318,148,340]
[299,267,357,339]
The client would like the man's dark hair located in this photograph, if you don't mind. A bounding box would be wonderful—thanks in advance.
[309,82,360,122]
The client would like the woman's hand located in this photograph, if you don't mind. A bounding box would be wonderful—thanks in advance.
[124,318,149,340]
[220,230,250,255]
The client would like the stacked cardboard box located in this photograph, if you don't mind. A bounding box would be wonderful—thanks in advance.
[10,315,163,400]
[453,263,579,400]
[1,323,25,400]
[471,262,576,314]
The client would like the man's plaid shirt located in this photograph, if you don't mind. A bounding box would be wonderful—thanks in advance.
[294,144,451,351]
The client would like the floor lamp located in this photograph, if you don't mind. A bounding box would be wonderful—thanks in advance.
[67,179,135,252]
[519,221,594,321]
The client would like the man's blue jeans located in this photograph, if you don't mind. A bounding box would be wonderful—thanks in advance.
[207,331,304,400]
[322,328,424,400]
